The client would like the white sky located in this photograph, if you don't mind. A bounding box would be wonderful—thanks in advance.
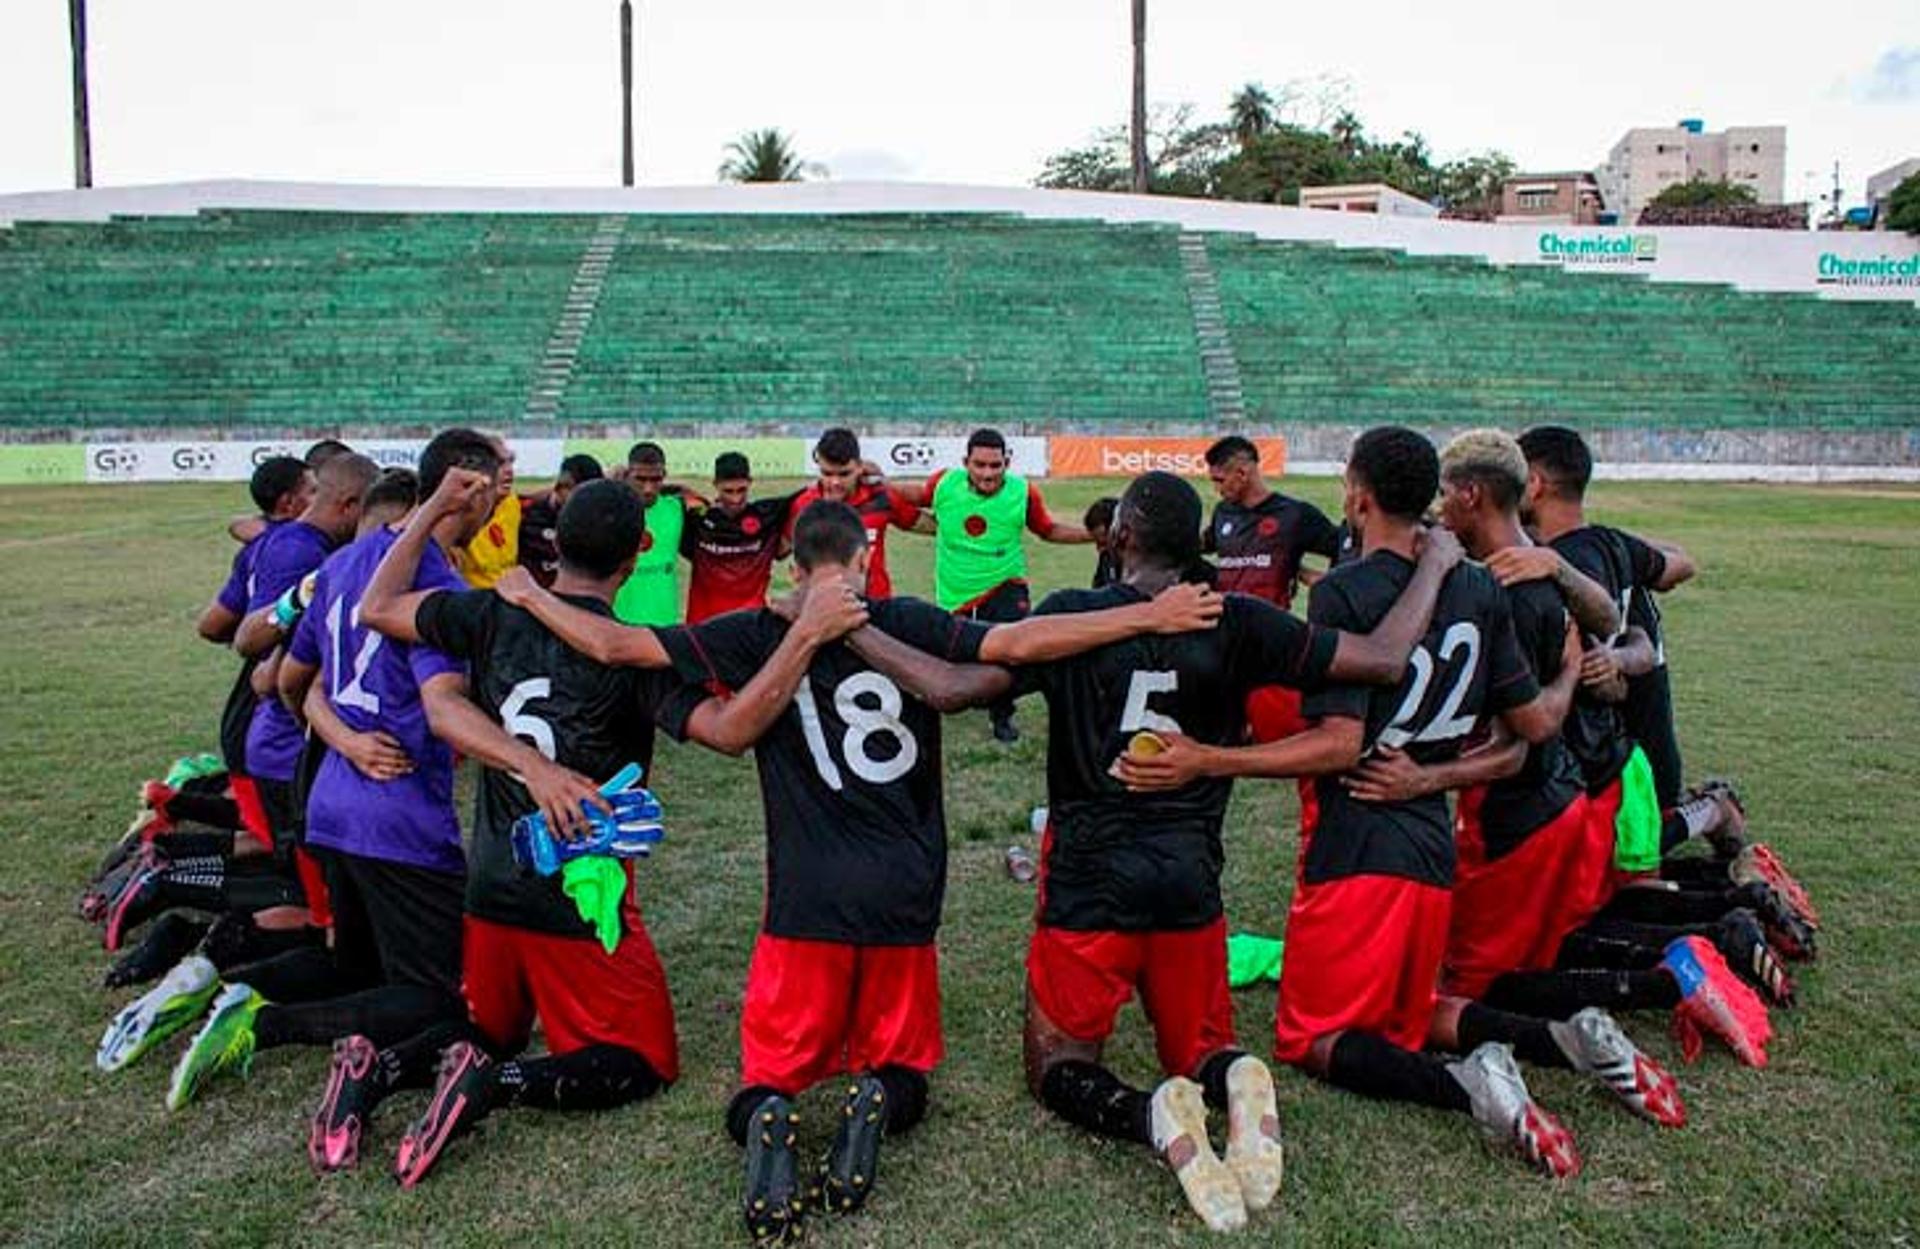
[1,1,1915,206]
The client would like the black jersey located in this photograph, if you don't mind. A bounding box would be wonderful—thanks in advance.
[681,494,798,623]
[1546,526,1642,794]
[1019,584,1339,932]
[1331,521,1361,568]
[414,590,699,938]
[1303,553,1539,888]
[1473,578,1585,858]
[1205,494,1341,611]
[662,597,989,946]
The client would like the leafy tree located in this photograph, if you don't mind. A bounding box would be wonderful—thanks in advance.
[718,129,819,183]
[1649,178,1756,209]
[1435,151,1517,213]
[1229,84,1276,147]
[1886,172,1920,235]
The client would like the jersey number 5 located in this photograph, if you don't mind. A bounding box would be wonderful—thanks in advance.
[794,672,918,791]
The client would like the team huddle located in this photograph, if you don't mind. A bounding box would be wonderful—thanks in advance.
[78,424,1819,1240]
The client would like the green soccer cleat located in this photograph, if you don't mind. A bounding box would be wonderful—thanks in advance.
[97,954,218,1073]
[165,982,264,1111]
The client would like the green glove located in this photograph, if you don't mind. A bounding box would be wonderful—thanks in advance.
[164,752,224,790]
[271,571,319,631]
[1227,932,1285,988]
[561,856,628,954]
[1613,745,1663,873]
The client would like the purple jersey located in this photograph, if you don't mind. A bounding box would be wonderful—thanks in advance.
[243,520,336,781]
[289,528,467,873]
[215,522,279,616]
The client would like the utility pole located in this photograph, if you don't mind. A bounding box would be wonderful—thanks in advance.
[1130,0,1148,194]
[69,0,93,188]
[620,0,635,186]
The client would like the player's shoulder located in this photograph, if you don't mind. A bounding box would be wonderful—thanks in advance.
[1036,583,1138,616]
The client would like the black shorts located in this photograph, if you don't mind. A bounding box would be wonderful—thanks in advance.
[960,579,1032,625]
[253,777,304,867]
[319,849,465,998]
[1625,666,1683,810]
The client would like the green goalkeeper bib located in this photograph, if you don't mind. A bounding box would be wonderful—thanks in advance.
[613,494,685,626]
[932,470,1031,609]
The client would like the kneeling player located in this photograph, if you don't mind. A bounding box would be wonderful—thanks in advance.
[503,499,1223,1244]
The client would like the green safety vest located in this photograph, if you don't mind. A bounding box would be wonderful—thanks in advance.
[613,494,685,626]
[932,470,1032,609]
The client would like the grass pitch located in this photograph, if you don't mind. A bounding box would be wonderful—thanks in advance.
[0,477,1916,1248]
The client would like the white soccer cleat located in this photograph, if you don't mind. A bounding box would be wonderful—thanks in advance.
[1151,1076,1247,1233]
[1220,1055,1285,1211]
[1554,1008,1687,1128]
[1446,1043,1581,1179]
[96,954,217,1073]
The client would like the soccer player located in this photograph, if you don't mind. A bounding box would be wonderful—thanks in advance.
[612,441,694,626]
[1203,435,1339,612]
[130,436,498,1107]
[225,440,352,546]
[500,498,1226,1243]
[1600,524,1697,809]
[886,428,1092,742]
[519,453,602,588]
[1083,496,1120,588]
[294,472,863,1186]
[1125,429,1686,1180]
[453,436,519,589]
[682,452,798,623]
[840,471,1465,1232]
[783,428,925,600]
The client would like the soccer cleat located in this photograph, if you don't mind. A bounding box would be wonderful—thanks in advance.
[394,1041,494,1189]
[742,1094,805,1244]
[1220,1055,1285,1211]
[1661,936,1772,1068]
[1730,880,1817,963]
[1713,909,1795,1007]
[165,982,264,1110]
[80,843,158,926]
[1692,780,1748,858]
[103,910,209,988]
[311,1034,382,1173]
[1150,1076,1247,1232]
[1447,1043,1581,1179]
[95,803,169,882]
[816,1076,887,1216]
[102,862,166,952]
[1731,844,1820,932]
[97,954,218,1072]
[1553,1008,1687,1129]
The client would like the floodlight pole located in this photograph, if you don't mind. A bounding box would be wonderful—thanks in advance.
[69,0,93,188]
[1129,0,1148,193]
[620,0,635,186]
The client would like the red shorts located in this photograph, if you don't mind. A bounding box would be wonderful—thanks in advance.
[1246,686,1319,858]
[462,904,680,1081]
[1587,779,1628,911]
[1444,789,1595,1000]
[740,934,942,1094]
[295,847,333,930]
[226,774,277,855]
[1026,918,1236,1079]
[1274,874,1450,1065]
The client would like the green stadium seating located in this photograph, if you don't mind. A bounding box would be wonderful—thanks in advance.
[0,209,1912,431]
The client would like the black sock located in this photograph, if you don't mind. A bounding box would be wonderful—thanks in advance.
[1583,916,1709,947]
[373,1020,488,1094]
[1661,857,1733,886]
[727,1084,789,1148]
[1454,1003,1571,1070]
[160,792,245,832]
[1601,886,1737,925]
[154,832,233,859]
[1325,1032,1471,1112]
[199,912,320,971]
[222,868,307,914]
[1194,1048,1248,1111]
[150,858,226,912]
[1483,969,1682,1016]
[871,1065,929,1136]
[252,986,465,1052]
[226,945,345,1004]
[493,1045,664,1112]
[1556,922,1667,970]
[1037,1060,1153,1146]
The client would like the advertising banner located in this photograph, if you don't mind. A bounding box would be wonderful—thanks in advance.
[562,437,812,480]
[862,435,1050,479]
[1049,435,1287,478]
[0,444,86,486]
[82,438,563,484]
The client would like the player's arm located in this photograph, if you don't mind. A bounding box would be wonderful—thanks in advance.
[251,649,282,697]
[974,582,1223,666]
[229,514,266,545]
[197,599,242,644]
[1498,617,1585,745]
[417,672,607,837]
[1343,722,1528,804]
[1481,546,1621,639]
[1323,527,1467,683]
[1580,624,1654,702]
[276,653,319,721]
[360,469,492,644]
[1116,716,1366,791]
[676,576,869,755]
[1643,538,1696,590]
[1025,482,1091,544]
[492,567,672,668]
[846,622,1014,713]
[299,678,415,782]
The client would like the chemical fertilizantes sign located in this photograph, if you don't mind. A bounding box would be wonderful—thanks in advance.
[1536,232,1659,267]
[1816,253,1920,290]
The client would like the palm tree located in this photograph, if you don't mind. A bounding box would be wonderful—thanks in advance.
[1229,83,1274,148]
[718,129,815,183]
